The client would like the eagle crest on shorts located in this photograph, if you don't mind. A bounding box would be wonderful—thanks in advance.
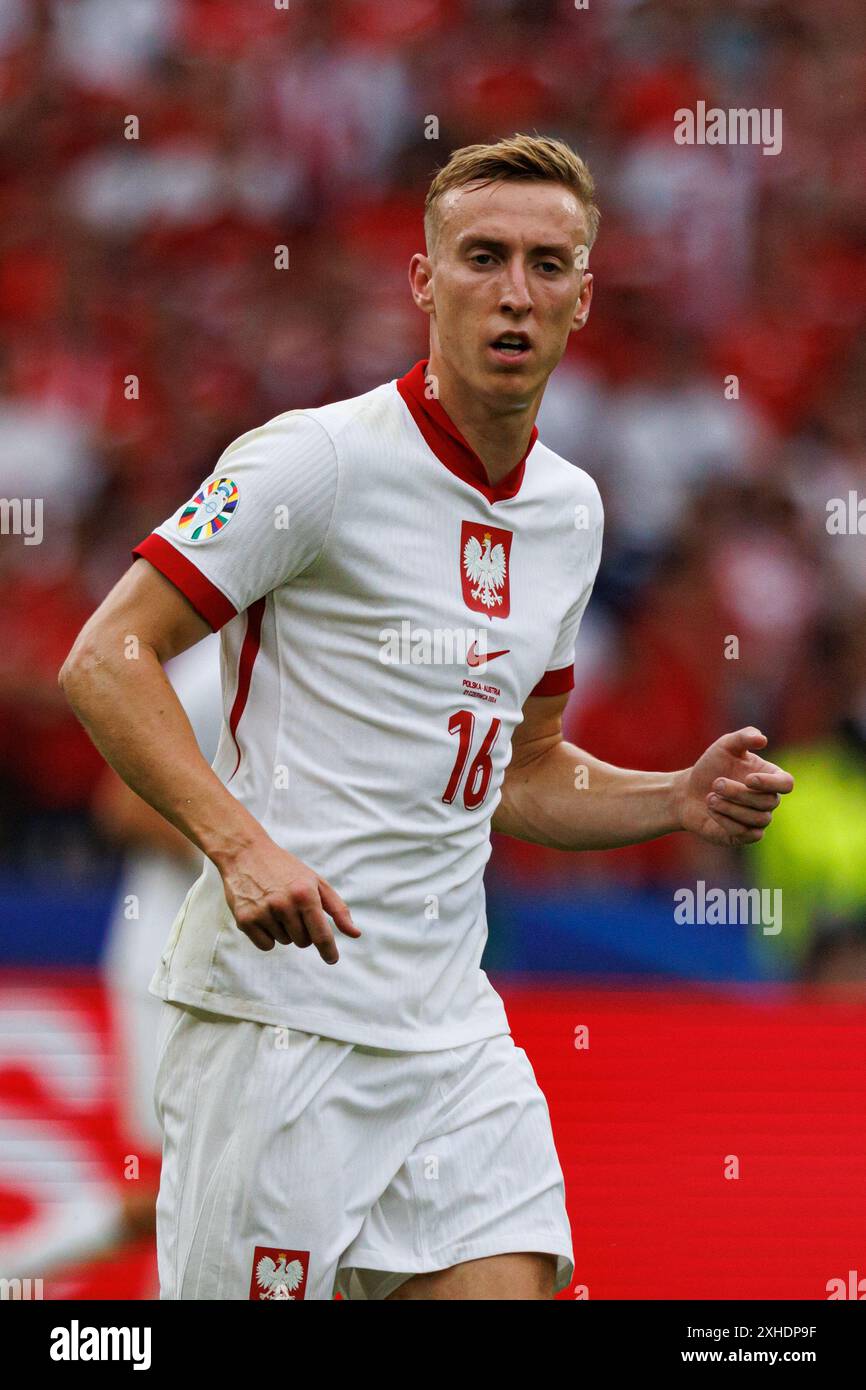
[255,1252,306,1299]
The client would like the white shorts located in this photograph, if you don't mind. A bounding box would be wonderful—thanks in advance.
[154,1001,574,1300]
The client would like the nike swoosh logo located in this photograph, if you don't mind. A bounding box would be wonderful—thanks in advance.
[467,641,510,668]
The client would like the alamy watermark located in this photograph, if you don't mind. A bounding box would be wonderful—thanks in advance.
[826,492,866,534]
[674,102,782,156]
[50,1320,151,1370]
[379,622,499,667]
[0,1276,43,1299]
[0,497,43,544]
[674,880,782,935]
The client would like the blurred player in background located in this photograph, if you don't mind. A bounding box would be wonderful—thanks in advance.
[95,631,222,1252]
[0,633,221,1282]
[59,134,793,1301]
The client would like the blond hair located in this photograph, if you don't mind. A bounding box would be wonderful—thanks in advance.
[424,133,599,253]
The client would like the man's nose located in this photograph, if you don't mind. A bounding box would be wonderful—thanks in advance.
[499,258,532,314]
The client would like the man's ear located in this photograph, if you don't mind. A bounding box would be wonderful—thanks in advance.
[409,252,435,316]
[571,272,593,332]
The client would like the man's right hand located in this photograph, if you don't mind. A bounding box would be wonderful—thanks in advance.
[218,836,360,963]
[59,559,359,964]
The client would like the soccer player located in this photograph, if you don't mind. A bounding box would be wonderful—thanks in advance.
[59,134,793,1301]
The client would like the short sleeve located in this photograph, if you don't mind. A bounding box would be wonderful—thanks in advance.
[530,485,604,697]
[131,412,338,630]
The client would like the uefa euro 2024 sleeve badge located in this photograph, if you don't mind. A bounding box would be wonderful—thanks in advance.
[178,477,239,541]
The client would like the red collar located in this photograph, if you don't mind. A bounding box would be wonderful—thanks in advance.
[396,359,536,504]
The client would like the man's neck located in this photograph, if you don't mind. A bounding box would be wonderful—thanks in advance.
[426,351,542,485]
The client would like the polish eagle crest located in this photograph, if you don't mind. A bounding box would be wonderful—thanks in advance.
[255,1252,306,1300]
[463,530,507,609]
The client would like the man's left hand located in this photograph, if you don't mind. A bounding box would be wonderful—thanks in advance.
[677,727,794,847]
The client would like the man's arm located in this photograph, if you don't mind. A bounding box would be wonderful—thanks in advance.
[493,693,794,850]
[59,559,359,960]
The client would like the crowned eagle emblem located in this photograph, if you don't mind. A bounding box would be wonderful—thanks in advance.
[255,1252,306,1300]
[463,531,507,609]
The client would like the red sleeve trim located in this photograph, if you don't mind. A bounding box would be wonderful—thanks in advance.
[530,665,575,697]
[131,533,238,631]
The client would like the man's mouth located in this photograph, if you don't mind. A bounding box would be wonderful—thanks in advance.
[489,332,531,358]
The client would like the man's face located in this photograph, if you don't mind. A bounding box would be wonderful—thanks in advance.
[411,179,593,408]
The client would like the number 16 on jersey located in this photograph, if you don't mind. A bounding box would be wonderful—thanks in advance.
[442,711,502,810]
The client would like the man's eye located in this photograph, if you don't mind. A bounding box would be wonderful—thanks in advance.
[470,253,495,266]
[538,261,561,274]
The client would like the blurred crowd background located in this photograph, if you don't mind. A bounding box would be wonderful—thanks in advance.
[2,0,866,1305]
[1,0,865,983]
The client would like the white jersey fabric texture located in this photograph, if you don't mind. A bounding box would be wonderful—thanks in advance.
[133,359,603,1051]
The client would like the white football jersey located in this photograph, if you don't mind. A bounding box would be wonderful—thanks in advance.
[133,360,603,1050]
